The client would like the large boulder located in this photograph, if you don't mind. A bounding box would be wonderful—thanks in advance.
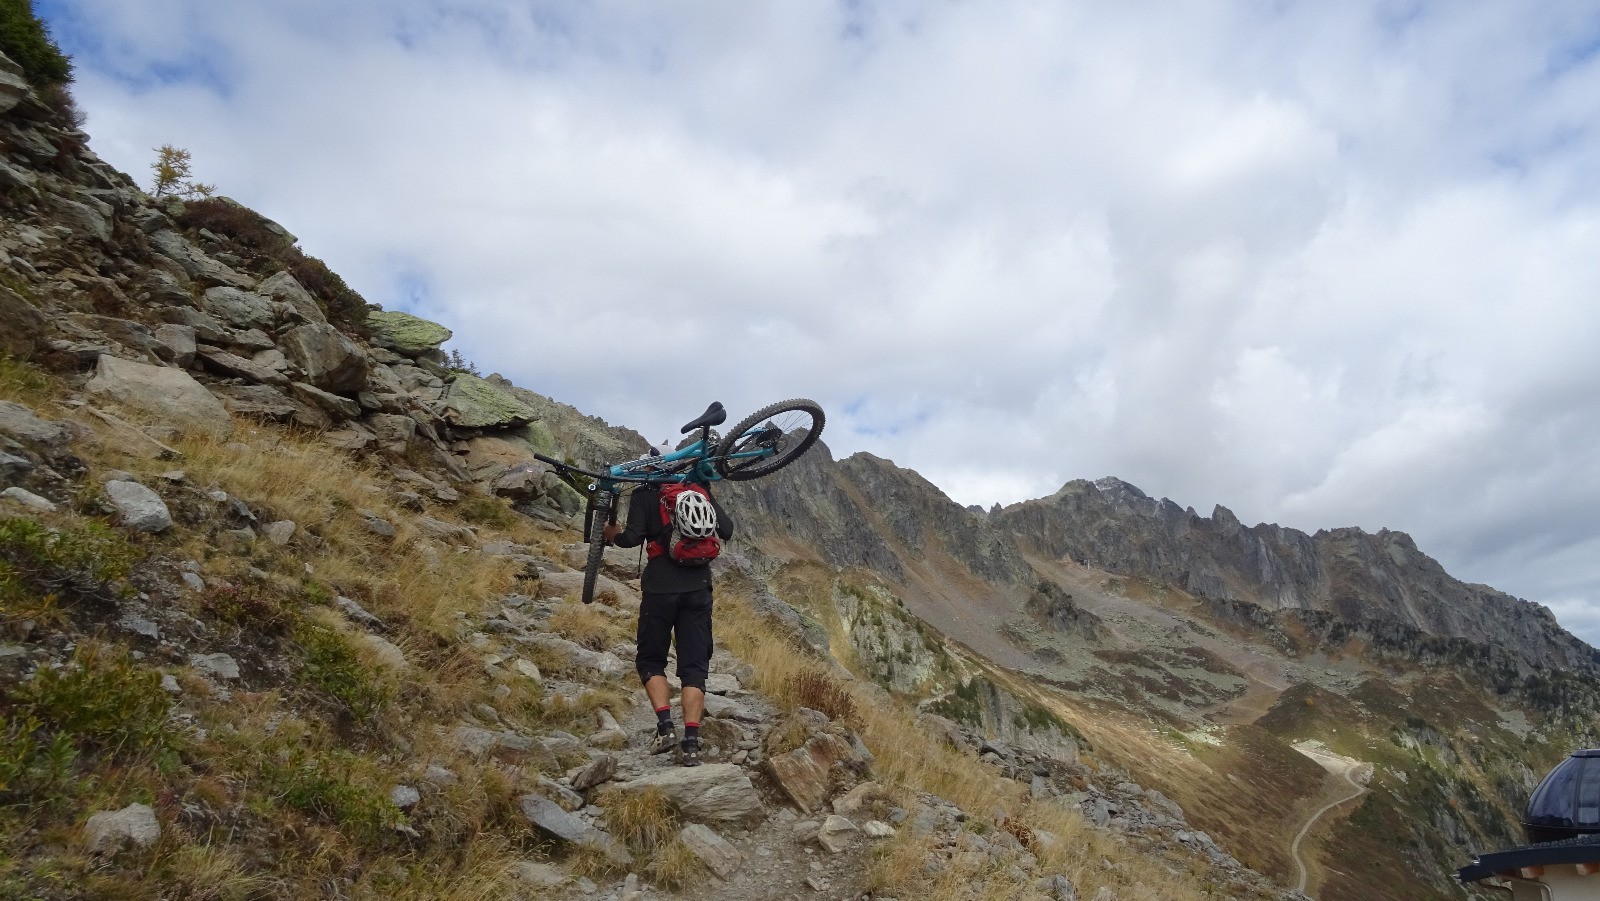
[463,435,544,484]
[196,347,289,388]
[0,401,76,460]
[366,310,451,357]
[0,51,29,115]
[0,286,47,360]
[444,375,539,429]
[201,287,276,331]
[519,795,630,866]
[212,384,329,430]
[257,271,326,324]
[607,764,764,824]
[289,383,361,420]
[148,231,254,289]
[764,730,869,814]
[279,322,367,393]
[104,480,173,533]
[85,356,232,438]
[159,307,228,344]
[47,196,112,244]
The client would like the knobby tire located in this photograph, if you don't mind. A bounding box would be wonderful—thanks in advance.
[714,398,825,481]
[581,495,612,605]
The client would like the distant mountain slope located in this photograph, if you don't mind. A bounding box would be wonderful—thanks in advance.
[729,445,1593,672]
[991,477,1595,670]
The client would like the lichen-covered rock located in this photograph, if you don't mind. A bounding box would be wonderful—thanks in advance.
[366,310,452,356]
[444,374,538,429]
[510,420,559,456]
[85,356,232,438]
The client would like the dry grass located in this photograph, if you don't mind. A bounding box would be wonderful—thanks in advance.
[595,784,707,888]
[162,845,278,901]
[0,354,63,408]
[647,836,701,888]
[159,429,528,635]
[546,599,629,651]
[778,668,858,724]
[598,784,678,850]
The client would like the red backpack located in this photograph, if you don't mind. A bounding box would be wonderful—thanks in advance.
[646,483,721,565]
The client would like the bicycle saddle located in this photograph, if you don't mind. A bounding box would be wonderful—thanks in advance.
[680,402,727,434]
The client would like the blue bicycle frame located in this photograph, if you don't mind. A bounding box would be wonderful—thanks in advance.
[529,398,823,603]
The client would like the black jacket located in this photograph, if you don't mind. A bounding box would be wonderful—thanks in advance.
[613,484,735,594]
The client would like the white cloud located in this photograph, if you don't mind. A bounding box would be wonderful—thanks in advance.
[42,0,1600,644]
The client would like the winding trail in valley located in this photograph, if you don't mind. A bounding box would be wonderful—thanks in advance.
[1290,743,1373,896]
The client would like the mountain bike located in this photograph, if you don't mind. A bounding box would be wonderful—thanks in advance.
[532,398,824,604]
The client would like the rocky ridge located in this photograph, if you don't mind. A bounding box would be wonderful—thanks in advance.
[991,477,1592,670]
[728,442,1590,674]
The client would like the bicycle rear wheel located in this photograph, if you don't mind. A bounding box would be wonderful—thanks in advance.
[582,492,615,605]
[714,399,825,481]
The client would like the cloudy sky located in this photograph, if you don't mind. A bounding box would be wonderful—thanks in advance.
[34,1,1600,643]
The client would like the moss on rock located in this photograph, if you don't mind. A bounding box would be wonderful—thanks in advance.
[366,310,452,356]
[445,374,538,429]
[511,420,559,456]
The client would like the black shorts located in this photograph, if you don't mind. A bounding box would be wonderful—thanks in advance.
[635,587,712,691]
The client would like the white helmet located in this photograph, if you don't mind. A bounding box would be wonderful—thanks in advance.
[674,489,718,539]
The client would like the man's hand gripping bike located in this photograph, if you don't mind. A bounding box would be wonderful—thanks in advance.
[532,399,824,604]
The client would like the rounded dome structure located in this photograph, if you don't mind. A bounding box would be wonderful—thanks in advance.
[1524,749,1600,844]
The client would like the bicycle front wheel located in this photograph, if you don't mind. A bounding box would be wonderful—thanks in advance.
[714,399,825,481]
[582,493,615,605]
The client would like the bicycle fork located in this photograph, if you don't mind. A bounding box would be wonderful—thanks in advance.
[584,484,618,544]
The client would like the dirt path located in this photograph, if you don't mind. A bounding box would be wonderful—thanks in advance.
[1290,742,1372,897]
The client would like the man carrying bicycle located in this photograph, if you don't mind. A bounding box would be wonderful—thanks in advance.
[603,484,734,767]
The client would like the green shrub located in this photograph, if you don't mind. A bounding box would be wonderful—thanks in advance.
[174,199,373,338]
[0,354,55,406]
[0,643,174,799]
[177,197,290,254]
[286,253,371,337]
[0,518,135,619]
[200,582,299,636]
[457,494,515,529]
[259,747,403,847]
[294,621,390,718]
[0,0,71,86]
